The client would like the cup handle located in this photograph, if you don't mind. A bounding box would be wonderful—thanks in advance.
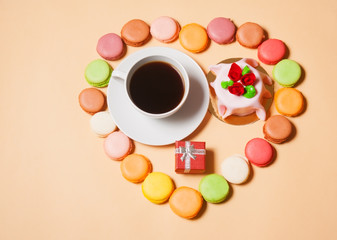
[111,70,127,80]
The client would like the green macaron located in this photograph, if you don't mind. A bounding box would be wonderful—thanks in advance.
[272,59,301,87]
[199,174,229,203]
[85,59,112,87]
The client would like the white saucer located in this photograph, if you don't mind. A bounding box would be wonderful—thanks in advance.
[107,47,209,146]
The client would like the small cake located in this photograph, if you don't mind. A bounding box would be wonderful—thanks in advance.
[209,58,272,120]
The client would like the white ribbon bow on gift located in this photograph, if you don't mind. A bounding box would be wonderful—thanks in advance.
[176,141,205,173]
[180,145,197,161]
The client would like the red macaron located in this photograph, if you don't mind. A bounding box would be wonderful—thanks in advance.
[257,39,286,65]
[245,138,274,167]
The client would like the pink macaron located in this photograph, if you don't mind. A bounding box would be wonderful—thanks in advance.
[245,138,274,167]
[258,39,286,65]
[104,131,133,160]
[150,16,180,43]
[96,33,125,61]
[207,17,236,44]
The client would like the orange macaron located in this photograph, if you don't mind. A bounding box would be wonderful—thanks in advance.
[120,154,152,183]
[274,88,304,117]
[121,19,151,47]
[179,23,209,53]
[78,88,106,115]
[169,186,203,219]
[263,115,293,143]
[236,22,265,48]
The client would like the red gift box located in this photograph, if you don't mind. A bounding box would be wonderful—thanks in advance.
[175,141,206,173]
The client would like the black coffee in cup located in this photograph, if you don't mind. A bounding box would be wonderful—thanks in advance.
[129,61,185,114]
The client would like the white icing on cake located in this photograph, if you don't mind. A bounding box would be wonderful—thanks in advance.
[209,58,272,120]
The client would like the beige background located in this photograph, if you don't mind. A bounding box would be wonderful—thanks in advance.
[1,0,337,239]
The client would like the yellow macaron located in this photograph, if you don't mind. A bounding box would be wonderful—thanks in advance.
[142,172,175,204]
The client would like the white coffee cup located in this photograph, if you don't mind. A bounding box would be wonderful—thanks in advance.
[111,55,190,118]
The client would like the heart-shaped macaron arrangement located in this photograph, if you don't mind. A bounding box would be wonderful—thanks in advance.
[79,16,305,219]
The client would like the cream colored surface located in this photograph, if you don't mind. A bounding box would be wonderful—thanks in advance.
[0,0,336,239]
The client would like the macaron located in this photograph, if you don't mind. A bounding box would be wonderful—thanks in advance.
[272,59,301,87]
[236,22,265,48]
[120,154,152,183]
[78,88,106,114]
[104,131,133,161]
[121,19,151,47]
[90,111,116,137]
[84,59,112,88]
[142,172,175,204]
[207,17,236,44]
[263,115,293,143]
[258,39,286,65]
[274,88,304,117]
[221,155,250,184]
[150,16,180,43]
[245,138,274,167]
[179,23,209,53]
[169,187,203,219]
[199,174,229,203]
[96,33,125,61]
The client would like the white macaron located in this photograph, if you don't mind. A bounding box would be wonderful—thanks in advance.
[221,155,250,184]
[90,111,117,137]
